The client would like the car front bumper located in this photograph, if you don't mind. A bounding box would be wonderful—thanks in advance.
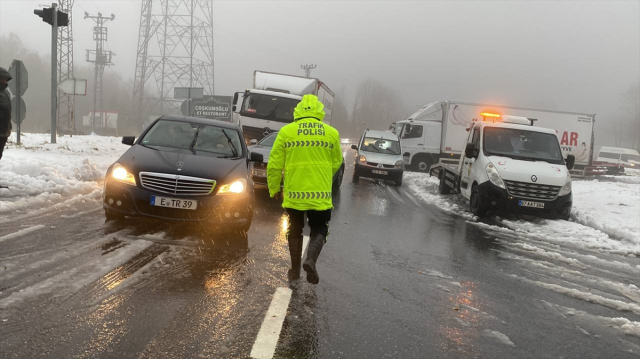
[103,178,253,223]
[478,181,572,219]
[355,163,403,181]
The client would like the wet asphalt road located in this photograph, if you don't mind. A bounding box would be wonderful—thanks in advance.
[1,149,639,358]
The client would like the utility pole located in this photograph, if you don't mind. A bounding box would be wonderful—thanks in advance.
[133,0,215,126]
[57,0,75,135]
[50,3,58,144]
[301,64,316,78]
[85,12,115,132]
[34,3,69,144]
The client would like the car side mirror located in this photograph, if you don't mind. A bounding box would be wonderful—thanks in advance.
[250,152,264,162]
[565,154,575,170]
[249,139,258,145]
[351,144,358,150]
[122,136,135,146]
[465,143,477,158]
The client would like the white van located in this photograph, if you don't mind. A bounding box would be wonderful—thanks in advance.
[351,129,404,186]
[434,114,574,220]
[595,146,640,173]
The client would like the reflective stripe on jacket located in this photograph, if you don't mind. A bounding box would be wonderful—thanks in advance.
[267,117,342,211]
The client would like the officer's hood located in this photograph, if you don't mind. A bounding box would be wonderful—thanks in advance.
[294,94,325,122]
[0,67,12,81]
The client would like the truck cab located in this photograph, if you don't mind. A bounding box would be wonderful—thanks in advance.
[454,113,574,219]
[391,119,442,171]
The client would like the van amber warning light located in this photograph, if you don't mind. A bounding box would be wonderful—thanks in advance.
[480,112,501,118]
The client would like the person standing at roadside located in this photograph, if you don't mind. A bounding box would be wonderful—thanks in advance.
[0,67,12,161]
[267,94,343,284]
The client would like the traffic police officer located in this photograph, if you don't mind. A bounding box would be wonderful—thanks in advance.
[267,94,343,284]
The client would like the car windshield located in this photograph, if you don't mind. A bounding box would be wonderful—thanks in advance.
[361,137,401,155]
[483,127,564,165]
[622,154,640,162]
[141,119,243,157]
[257,133,278,147]
[598,152,621,160]
[240,93,299,123]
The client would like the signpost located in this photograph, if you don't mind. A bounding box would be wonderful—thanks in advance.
[58,78,87,95]
[193,96,232,122]
[8,59,28,145]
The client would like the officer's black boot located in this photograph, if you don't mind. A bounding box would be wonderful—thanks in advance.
[288,236,303,281]
[303,234,325,284]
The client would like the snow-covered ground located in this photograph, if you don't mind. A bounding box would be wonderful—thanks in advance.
[1,132,639,256]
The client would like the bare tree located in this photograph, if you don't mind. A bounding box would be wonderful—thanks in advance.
[351,78,408,136]
[621,81,640,150]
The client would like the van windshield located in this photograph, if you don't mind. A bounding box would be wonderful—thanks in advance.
[483,127,564,165]
[240,93,300,123]
[362,137,401,155]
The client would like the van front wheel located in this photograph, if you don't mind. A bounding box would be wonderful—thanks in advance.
[470,185,488,217]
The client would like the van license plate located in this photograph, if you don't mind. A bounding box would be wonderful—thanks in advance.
[372,170,388,175]
[518,200,544,208]
[150,196,198,210]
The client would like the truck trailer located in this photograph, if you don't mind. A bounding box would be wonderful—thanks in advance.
[232,70,334,143]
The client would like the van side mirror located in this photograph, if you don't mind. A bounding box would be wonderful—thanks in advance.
[122,136,135,146]
[565,154,575,170]
[351,144,358,150]
[232,92,239,105]
[465,143,477,158]
[250,152,264,162]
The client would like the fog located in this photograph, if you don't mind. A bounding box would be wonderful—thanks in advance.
[0,0,638,148]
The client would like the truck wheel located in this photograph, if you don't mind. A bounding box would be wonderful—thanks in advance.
[412,155,431,173]
[439,171,451,195]
[470,185,487,217]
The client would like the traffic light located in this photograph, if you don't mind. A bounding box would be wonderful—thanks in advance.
[34,7,69,26]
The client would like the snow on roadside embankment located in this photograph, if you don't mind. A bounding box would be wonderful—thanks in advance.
[0,132,128,214]
[404,171,640,256]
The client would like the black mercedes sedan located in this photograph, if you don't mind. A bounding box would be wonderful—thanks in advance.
[103,115,263,231]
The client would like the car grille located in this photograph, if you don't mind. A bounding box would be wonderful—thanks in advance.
[504,180,561,200]
[366,162,395,169]
[139,172,215,196]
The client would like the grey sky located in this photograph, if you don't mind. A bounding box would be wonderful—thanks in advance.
[0,0,639,140]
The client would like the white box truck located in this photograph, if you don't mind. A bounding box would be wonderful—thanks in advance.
[433,113,576,220]
[389,101,604,177]
[232,71,334,143]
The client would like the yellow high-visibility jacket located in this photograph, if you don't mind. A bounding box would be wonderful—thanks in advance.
[267,94,342,210]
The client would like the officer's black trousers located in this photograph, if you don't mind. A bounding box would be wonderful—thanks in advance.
[285,208,331,269]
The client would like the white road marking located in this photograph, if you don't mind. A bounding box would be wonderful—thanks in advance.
[0,225,46,243]
[302,235,310,259]
[250,287,293,359]
[385,185,405,204]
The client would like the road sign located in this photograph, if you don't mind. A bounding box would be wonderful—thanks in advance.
[174,87,203,100]
[181,100,195,116]
[11,96,26,125]
[58,78,87,95]
[8,59,28,96]
[193,96,232,121]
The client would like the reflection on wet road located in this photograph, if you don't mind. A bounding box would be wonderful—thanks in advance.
[0,149,638,358]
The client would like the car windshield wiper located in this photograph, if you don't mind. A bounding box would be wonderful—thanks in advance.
[222,129,239,157]
[189,127,200,154]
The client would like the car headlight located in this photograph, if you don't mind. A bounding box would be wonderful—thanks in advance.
[111,163,136,186]
[558,175,572,196]
[218,178,247,194]
[394,160,403,168]
[359,155,367,163]
[485,163,505,189]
